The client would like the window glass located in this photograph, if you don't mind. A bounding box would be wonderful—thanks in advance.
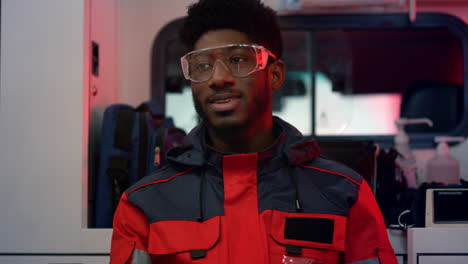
[312,29,463,136]
[166,86,198,132]
[315,72,401,135]
[273,31,313,135]
[162,17,465,138]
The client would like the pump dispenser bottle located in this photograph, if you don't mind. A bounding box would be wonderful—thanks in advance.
[394,118,433,188]
[426,136,465,185]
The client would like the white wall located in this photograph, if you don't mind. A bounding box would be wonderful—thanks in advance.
[118,0,194,106]
[0,0,85,253]
[418,1,468,23]
[117,0,281,106]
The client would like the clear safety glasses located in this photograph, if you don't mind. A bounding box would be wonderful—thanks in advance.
[180,44,277,82]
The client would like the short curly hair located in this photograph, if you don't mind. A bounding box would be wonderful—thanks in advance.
[179,0,283,59]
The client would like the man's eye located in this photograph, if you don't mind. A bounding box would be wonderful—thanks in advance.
[230,56,246,64]
[195,63,212,71]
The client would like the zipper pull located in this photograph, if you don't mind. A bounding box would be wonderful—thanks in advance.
[154,146,161,166]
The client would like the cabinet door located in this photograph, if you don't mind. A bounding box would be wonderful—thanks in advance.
[0,256,109,264]
[419,255,468,264]
[396,255,405,264]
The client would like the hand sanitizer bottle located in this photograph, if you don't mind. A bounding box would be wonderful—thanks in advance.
[426,136,465,185]
[394,118,433,188]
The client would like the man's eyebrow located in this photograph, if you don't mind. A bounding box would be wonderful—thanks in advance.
[228,47,247,52]
[191,51,212,59]
[194,49,226,58]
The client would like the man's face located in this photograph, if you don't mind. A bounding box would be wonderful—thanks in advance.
[191,29,273,133]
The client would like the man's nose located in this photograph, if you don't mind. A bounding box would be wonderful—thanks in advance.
[208,60,235,88]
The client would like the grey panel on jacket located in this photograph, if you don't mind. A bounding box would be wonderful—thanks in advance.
[126,117,363,223]
[257,157,361,216]
[132,249,153,264]
[127,166,225,223]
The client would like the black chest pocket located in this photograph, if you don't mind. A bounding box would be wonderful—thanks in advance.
[268,211,347,264]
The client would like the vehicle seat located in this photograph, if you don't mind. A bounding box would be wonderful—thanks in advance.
[400,81,463,133]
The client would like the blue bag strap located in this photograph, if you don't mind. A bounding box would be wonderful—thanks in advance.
[114,108,135,151]
[106,155,130,214]
[137,113,149,180]
[107,108,135,213]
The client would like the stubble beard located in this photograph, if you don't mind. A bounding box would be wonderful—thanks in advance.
[192,92,270,138]
[192,95,243,135]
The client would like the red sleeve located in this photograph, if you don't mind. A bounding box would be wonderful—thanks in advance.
[110,192,151,264]
[344,180,398,264]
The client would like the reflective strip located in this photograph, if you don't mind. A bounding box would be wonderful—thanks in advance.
[348,258,380,264]
[132,249,153,264]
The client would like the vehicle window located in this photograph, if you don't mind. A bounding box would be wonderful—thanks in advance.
[156,14,467,143]
[274,28,463,136]
[315,29,463,136]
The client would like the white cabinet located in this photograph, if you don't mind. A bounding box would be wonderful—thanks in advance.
[407,228,468,264]
[388,229,407,264]
[396,255,406,264]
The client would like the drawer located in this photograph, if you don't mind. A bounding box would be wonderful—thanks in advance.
[419,254,468,264]
[396,254,406,264]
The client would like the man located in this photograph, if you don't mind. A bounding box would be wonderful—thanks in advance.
[110,0,397,263]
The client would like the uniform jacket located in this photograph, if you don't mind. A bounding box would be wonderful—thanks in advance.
[110,117,397,264]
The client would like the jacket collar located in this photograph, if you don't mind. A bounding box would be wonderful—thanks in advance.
[166,116,321,168]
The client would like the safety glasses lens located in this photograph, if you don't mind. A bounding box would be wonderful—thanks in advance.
[184,45,258,82]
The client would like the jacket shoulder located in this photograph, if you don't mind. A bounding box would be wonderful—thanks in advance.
[125,165,193,195]
[301,156,363,185]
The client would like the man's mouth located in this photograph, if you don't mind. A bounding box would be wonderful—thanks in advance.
[214,98,234,104]
[208,93,241,112]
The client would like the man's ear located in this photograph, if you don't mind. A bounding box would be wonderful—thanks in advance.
[268,60,286,91]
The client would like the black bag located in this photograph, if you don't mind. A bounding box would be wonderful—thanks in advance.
[94,101,186,228]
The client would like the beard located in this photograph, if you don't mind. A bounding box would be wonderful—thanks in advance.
[192,93,271,139]
[192,94,245,135]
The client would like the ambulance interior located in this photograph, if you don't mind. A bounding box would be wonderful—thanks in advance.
[96,7,468,264]
[162,15,465,138]
[99,9,468,263]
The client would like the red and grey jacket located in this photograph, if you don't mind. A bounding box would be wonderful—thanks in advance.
[110,117,397,264]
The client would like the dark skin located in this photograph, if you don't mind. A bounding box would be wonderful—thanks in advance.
[191,29,285,153]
